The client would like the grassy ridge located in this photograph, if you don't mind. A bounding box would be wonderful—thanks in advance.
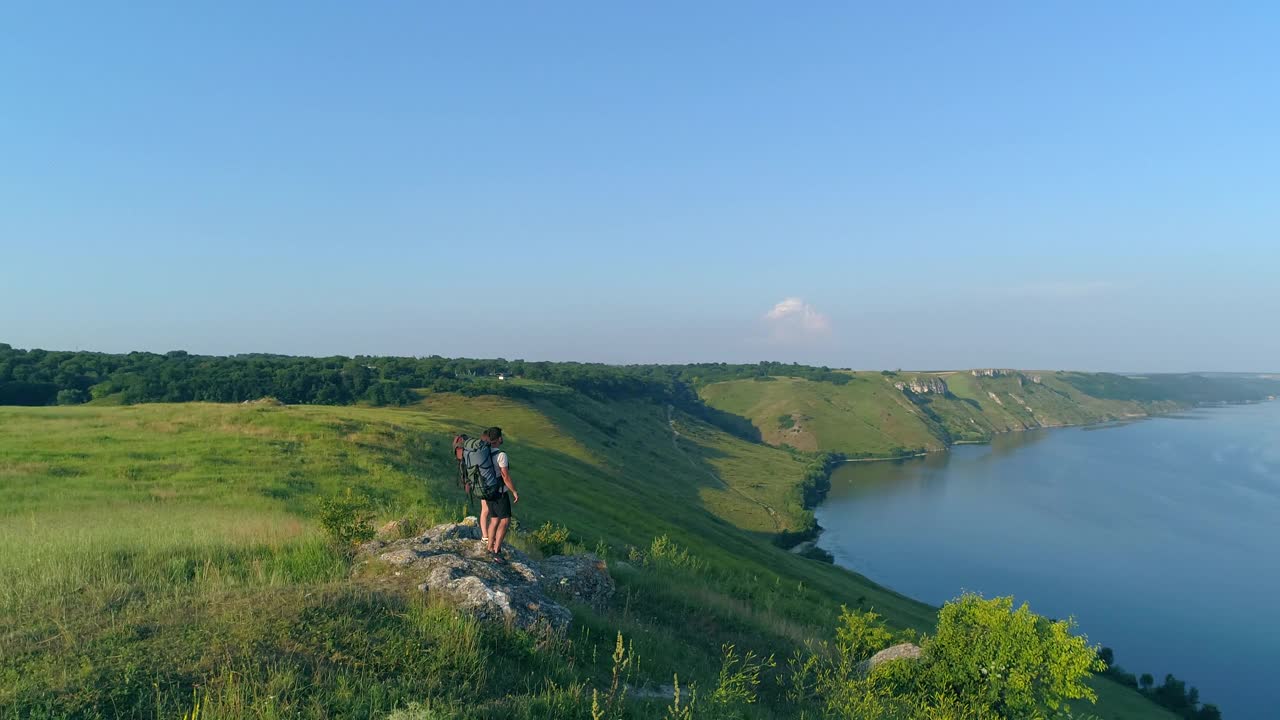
[699,371,1194,455]
[699,376,942,455]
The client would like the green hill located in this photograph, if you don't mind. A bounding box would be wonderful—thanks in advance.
[0,388,1177,719]
[699,370,1213,457]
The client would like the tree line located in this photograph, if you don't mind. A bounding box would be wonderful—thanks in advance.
[1099,647,1222,720]
[0,345,851,427]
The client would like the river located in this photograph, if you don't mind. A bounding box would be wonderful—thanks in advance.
[815,401,1280,719]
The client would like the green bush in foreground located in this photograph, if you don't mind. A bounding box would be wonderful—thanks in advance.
[318,488,376,552]
[531,521,573,556]
[790,594,1104,719]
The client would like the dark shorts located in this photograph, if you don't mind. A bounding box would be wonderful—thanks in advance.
[486,492,512,520]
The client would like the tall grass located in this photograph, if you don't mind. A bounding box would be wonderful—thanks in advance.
[0,506,342,617]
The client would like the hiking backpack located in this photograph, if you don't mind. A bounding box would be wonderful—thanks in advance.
[452,434,504,501]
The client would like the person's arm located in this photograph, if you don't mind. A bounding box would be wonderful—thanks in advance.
[499,465,518,503]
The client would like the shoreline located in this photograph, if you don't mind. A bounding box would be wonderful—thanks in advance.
[827,402,1218,466]
[807,399,1276,719]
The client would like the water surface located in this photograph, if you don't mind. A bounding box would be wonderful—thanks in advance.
[816,402,1280,719]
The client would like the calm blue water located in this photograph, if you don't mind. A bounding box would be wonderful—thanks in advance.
[816,402,1280,719]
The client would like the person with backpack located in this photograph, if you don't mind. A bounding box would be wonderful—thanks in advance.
[457,426,519,563]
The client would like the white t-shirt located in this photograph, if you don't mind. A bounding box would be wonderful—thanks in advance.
[494,451,509,493]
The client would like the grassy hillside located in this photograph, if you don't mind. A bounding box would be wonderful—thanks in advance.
[700,371,1192,456]
[0,391,1175,719]
[699,376,944,455]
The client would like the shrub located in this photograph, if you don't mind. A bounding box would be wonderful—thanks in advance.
[646,535,705,573]
[317,488,375,552]
[790,595,1105,719]
[56,388,87,405]
[919,594,1105,718]
[709,644,775,708]
[835,607,894,666]
[530,521,571,556]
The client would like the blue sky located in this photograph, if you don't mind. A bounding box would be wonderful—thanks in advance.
[3,2,1277,370]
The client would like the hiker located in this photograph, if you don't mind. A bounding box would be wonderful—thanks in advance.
[475,427,501,547]
[480,426,519,562]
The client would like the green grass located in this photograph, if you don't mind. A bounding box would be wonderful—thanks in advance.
[700,375,944,455]
[0,392,1176,719]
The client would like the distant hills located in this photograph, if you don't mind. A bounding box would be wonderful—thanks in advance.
[699,369,1280,458]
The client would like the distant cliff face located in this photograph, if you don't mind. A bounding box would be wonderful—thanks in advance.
[895,377,949,395]
[971,368,1012,378]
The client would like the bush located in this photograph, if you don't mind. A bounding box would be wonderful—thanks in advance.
[791,595,1104,719]
[919,594,1104,718]
[317,488,375,552]
[835,607,894,665]
[629,535,706,574]
[530,521,571,556]
[56,388,87,405]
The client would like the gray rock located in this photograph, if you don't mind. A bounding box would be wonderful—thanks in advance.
[539,553,615,610]
[361,522,604,633]
[894,377,949,395]
[855,643,923,677]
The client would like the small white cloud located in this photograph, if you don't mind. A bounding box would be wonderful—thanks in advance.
[763,297,831,342]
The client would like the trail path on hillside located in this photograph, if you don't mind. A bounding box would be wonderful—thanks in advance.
[666,405,783,531]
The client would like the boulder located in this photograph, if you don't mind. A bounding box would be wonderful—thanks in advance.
[855,643,923,676]
[540,553,615,610]
[360,522,610,632]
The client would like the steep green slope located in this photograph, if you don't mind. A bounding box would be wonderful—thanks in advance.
[700,371,1199,456]
[699,375,944,455]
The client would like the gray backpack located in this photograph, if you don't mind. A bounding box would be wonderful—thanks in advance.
[460,437,503,501]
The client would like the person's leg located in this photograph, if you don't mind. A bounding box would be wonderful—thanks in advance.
[478,499,490,542]
[486,514,500,550]
[489,493,512,554]
[491,518,511,554]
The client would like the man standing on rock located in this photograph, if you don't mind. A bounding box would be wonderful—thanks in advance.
[481,426,519,563]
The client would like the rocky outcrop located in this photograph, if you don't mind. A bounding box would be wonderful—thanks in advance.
[357,521,613,632]
[895,377,948,395]
[971,369,1013,378]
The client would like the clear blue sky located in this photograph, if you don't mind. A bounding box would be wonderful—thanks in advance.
[3,2,1277,371]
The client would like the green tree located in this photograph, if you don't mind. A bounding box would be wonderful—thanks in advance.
[1196,703,1222,720]
[1139,673,1154,691]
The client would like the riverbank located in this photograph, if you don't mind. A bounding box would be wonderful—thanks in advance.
[814,402,1280,719]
